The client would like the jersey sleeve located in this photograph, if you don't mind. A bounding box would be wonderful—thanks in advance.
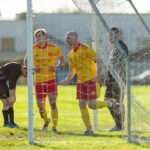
[87,47,98,59]
[68,53,74,68]
[55,47,62,57]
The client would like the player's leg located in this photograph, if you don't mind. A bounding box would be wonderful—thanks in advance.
[77,81,93,135]
[88,99,113,110]
[110,85,125,131]
[79,99,93,135]
[87,80,112,109]
[48,94,58,133]
[7,96,20,128]
[35,82,50,131]
[105,81,124,131]
[47,79,58,133]
[36,97,50,131]
[1,98,9,127]
[0,81,11,127]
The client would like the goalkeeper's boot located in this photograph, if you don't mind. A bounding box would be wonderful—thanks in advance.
[52,127,58,134]
[42,118,50,131]
[109,126,121,132]
[109,99,121,109]
[83,129,94,136]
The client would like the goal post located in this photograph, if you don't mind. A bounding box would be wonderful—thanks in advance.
[127,0,150,35]
[27,0,34,144]
[25,0,150,144]
[72,0,150,143]
[88,0,131,142]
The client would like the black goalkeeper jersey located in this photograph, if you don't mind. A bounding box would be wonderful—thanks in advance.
[109,40,128,67]
[0,62,22,89]
[106,40,128,85]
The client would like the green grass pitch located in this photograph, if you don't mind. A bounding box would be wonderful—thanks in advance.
[0,85,150,150]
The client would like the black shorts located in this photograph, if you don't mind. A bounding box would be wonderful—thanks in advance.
[0,81,9,99]
[105,71,121,101]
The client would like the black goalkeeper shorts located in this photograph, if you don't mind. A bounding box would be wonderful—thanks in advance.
[0,81,9,99]
[105,72,121,101]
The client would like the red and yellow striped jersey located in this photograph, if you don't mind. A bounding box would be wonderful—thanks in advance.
[68,43,98,83]
[33,42,62,83]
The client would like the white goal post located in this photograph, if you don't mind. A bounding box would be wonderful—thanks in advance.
[26,0,150,144]
[73,0,150,143]
[27,0,34,144]
[88,0,131,142]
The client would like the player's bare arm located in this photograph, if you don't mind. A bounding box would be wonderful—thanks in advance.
[61,67,75,85]
[24,55,41,73]
[92,56,103,82]
[50,55,65,72]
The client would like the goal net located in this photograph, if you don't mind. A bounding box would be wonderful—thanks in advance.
[72,0,150,143]
[27,0,150,144]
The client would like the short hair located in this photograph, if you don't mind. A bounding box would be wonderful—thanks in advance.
[34,28,46,37]
[66,31,78,37]
[110,27,119,34]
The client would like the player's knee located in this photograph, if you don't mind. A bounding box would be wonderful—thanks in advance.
[39,108,45,113]
[50,101,57,110]
[79,100,86,109]
[2,98,9,109]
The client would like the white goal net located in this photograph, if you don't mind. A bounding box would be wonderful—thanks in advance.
[27,0,150,144]
[72,0,150,143]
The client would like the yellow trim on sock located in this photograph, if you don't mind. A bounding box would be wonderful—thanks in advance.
[80,107,91,129]
[51,111,58,128]
[96,101,109,109]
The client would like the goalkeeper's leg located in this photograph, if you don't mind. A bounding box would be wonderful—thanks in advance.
[108,101,125,131]
[104,79,124,131]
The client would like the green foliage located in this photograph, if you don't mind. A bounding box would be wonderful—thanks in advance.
[0,56,24,66]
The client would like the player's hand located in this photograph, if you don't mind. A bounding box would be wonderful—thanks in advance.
[61,80,68,86]
[9,96,16,104]
[49,66,58,72]
[33,66,41,73]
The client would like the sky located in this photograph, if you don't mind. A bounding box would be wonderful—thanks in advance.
[0,0,149,19]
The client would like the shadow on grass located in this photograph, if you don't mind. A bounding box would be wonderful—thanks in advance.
[54,130,123,138]
[18,127,150,143]
[18,127,124,137]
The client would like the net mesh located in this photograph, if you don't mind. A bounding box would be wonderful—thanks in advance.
[28,0,150,143]
[73,0,150,143]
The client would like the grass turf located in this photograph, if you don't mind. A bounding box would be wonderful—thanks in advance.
[0,85,150,150]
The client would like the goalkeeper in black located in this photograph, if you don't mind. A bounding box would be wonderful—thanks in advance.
[105,27,128,132]
[0,62,27,128]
